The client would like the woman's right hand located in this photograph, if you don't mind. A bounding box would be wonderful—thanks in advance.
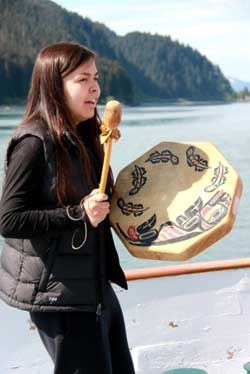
[81,189,110,227]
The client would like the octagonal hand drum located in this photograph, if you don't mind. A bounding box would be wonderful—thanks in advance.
[110,142,243,261]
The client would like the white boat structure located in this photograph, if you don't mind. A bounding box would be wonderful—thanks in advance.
[1,258,250,374]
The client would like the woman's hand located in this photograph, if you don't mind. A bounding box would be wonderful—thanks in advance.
[81,189,110,227]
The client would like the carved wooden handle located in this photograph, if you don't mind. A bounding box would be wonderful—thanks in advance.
[99,100,122,193]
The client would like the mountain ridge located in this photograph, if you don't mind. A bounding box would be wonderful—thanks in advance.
[0,0,234,105]
[227,76,250,92]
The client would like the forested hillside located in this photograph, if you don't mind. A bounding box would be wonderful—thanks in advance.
[116,33,232,101]
[0,0,234,104]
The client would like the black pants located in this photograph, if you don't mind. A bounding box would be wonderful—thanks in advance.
[30,283,135,374]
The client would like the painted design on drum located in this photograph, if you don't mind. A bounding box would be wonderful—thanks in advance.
[186,146,209,171]
[205,162,229,192]
[129,165,147,195]
[117,198,149,217]
[145,149,179,165]
[116,190,231,247]
[117,214,158,245]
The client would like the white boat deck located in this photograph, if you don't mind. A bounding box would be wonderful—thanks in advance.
[1,266,250,373]
[119,267,250,374]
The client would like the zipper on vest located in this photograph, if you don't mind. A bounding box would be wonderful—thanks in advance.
[94,224,105,322]
[96,302,102,322]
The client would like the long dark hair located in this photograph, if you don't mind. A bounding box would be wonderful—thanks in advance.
[21,42,109,206]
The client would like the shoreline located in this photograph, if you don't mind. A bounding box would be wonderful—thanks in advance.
[1,99,249,112]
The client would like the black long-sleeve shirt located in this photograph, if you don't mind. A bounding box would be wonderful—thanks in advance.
[0,136,83,238]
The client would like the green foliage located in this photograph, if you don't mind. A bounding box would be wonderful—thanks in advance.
[97,58,135,104]
[114,32,234,101]
[0,0,234,105]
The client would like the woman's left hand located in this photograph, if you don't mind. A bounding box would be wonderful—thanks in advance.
[81,189,110,227]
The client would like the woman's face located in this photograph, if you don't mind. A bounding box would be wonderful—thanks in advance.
[63,58,101,124]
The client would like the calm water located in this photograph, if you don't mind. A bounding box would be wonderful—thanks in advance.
[0,102,249,269]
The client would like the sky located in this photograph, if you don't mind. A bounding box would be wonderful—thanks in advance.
[54,0,250,82]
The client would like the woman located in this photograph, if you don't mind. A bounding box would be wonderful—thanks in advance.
[0,42,135,374]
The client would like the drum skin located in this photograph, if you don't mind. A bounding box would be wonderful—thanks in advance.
[110,142,243,261]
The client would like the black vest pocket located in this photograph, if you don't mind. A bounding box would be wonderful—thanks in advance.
[38,239,58,292]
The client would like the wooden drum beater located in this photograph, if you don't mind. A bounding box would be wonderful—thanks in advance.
[99,100,122,193]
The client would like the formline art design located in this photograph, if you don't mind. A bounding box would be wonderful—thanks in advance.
[110,141,242,261]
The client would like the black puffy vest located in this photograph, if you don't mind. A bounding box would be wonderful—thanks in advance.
[0,119,127,312]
